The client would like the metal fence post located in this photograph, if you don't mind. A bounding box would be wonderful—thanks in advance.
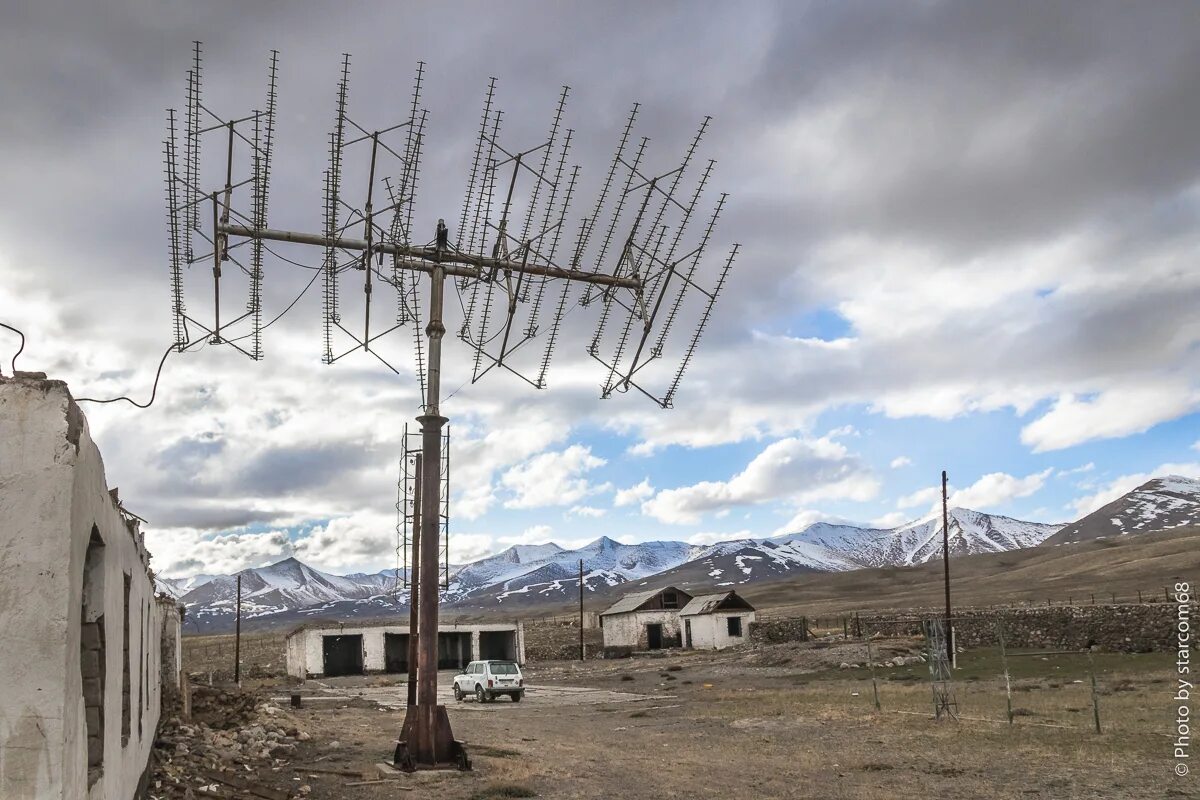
[1087,650,1102,734]
[865,626,881,712]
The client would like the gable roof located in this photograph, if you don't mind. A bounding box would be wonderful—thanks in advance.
[600,586,688,617]
[679,590,755,616]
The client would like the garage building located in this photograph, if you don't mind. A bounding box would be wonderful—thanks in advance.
[285,620,525,679]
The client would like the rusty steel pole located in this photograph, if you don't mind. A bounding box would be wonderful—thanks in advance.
[395,257,467,769]
[578,558,585,661]
[406,453,422,709]
[941,470,953,666]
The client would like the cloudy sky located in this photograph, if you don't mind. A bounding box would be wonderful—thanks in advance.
[3,1,1199,578]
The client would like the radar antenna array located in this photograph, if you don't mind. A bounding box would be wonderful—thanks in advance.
[162,45,739,771]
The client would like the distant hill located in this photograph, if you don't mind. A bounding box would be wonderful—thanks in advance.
[1045,475,1200,546]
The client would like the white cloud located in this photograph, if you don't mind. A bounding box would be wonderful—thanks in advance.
[687,529,753,546]
[291,512,395,574]
[1056,462,1095,478]
[890,456,912,469]
[1193,440,1200,452]
[870,511,913,528]
[1068,462,1200,516]
[1021,387,1199,452]
[949,469,1052,510]
[896,486,939,509]
[613,478,655,507]
[145,528,293,578]
[567,505,606,518]
[771,508,856,536]
[893,469,1052,516]
[642,436,878,524]
[500,445,607,509]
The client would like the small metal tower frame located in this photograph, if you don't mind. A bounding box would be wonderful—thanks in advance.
[923,617,959,721]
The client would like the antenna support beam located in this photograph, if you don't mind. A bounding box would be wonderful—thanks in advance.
[217,223,643,290]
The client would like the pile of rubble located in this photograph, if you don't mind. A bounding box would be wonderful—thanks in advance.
[148,685,312,800]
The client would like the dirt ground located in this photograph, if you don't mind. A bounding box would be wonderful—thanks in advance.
[204,637,1194,800]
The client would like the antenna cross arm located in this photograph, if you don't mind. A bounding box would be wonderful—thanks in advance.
[218,222,642,290]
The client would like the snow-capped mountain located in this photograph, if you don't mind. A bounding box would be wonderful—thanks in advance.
[1045,475,1200,545]
[158,537,705,631]
[446,536,703,604]
[651,508,1063,589]
[169,558,407,625]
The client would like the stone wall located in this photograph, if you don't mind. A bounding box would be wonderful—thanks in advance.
[752,603,1189,653]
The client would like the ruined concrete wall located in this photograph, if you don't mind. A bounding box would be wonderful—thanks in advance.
[750,604,1187,653]
[285,630,309,679]
[601,610,682,655]
[686,611,755,650]
[158,599,183,706]
[0,374,165,800]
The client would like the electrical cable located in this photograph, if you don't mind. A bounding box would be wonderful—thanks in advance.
[0,321,25,374]
[226,267,321,343]
[76,341,187,408]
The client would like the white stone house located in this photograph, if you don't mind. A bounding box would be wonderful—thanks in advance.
[0,373,183,800]
[285,619,525,678]
[679,591,756,650]
[599,586,693,655]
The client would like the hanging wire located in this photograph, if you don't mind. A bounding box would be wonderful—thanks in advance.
[0,321,25,375]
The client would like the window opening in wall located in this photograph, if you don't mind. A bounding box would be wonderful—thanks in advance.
[121,572,131,746]
[81,525,106,786]
[727,616,743,637]
[661,591,679,609]
[137,599,144,741]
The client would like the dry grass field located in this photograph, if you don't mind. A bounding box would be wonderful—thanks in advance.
[231,637,1184,800]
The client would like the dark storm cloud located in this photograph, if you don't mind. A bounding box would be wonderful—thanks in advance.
[5,1,1200,539]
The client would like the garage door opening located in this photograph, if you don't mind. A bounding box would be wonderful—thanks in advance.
[479,630,518,662]
[322,635,364,677]
[437,632,471,669]
[384,633,409,674]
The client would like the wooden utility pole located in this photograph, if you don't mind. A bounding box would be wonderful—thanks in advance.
[406,453,423,709]
[578,558,585,661]
[941,470,953,666]
[234,574,242,685]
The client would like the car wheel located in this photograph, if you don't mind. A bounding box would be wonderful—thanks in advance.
[453,685,464,702]
[511,692,522,703]
[475,685,485,703]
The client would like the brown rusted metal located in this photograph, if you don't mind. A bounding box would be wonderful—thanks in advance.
[406,452,422,710]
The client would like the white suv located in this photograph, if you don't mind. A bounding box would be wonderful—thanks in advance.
[453,660,525,703]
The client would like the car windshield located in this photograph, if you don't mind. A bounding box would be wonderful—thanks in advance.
[489,662,519,675]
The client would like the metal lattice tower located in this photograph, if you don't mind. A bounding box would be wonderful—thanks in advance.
[162,45,738,770]
[394,423,450,594]
[923,618,959,721]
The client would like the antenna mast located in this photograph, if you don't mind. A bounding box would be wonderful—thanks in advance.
[163,46,738,771]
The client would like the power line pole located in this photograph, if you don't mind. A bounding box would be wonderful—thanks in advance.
[941,469,953,666]
[234,573,242,685]
[578,558,585,661]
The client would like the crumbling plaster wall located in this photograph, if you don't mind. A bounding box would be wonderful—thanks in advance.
[0,374,169,800]
[601,610,682,652]
[684,610,755,650]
